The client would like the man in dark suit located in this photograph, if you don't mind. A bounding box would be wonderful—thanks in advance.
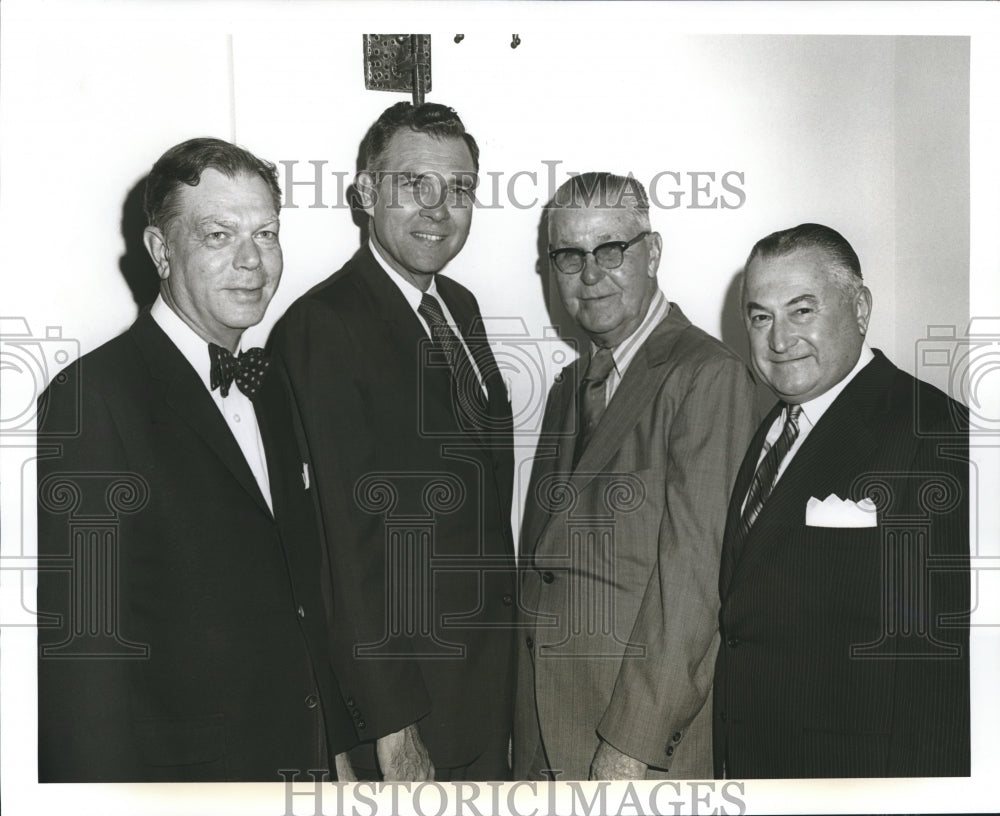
[714,223,970,778]
[269,102,516,781]
[36,138,356,781]
[514,173,758,781]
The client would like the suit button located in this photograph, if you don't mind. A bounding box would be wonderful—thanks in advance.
[304,694,319,709]
[726,636,739,648]
[672,732,681,743]
[666,745,674,757]
[297,605,306,618]
[346,697,355,707]
[358,720,367,729]
[526,636,534,650]
[502,593,513,606]
[541,571,555,584]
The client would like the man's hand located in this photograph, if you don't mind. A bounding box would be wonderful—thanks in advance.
[589,740,647,780]
[334,751,357,782]
[376,723,435,781]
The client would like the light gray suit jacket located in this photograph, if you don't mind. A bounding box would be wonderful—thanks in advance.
[514,303,758,780]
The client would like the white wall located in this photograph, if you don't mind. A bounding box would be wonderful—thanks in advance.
[2,15,970,524]
[893,36,970,385]
[239,32,909,356]
[1,3,997,815]
[1,19,969,390]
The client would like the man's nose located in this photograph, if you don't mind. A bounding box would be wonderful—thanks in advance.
[580,254,606,286]
[419,185,451,222]
[769,318,793,353]
[234,236,262,269]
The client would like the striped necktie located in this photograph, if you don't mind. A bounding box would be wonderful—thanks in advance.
[572,346,616,469]
[418,293,487,430]
[737,403,802,538]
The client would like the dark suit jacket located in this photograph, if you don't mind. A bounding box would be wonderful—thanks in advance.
[37,311,356,782]
[714,350,970,778]
[269,247,516,771]
[514,304,758,780]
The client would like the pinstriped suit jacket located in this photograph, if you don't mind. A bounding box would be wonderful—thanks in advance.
[714,350,970,778]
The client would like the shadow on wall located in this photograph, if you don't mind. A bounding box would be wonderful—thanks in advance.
[347,138,370,250]
[720,268,747,366]
[533,206,591,355]
[721,267,782,418]
[119,175,160,311]
[529,213,778,426]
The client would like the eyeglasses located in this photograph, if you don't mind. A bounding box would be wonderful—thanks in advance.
[548,231,650,275]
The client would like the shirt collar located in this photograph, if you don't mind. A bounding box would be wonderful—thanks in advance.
[370,238,443,310]
[150,295,243,393]
[590,288,669,376]
[797,343,875,428]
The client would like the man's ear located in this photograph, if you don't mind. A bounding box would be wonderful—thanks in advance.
[143,226,170,280]
[855,285,873,335]
[355,171,378,215]
[646,231,662,278]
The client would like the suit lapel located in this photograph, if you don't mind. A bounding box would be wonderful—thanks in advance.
[520,364,578,559]
[356,248,436,360]
[355,251,466,430]
[457,311,507,423]
[727,354,891,589]
[254,361,299,519]
[132,312,272,517]
[719,400,783,595]
[437,275,511,446]
[526,304,692,551]
[570,304,691,493]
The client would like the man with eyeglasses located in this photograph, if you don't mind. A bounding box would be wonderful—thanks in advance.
[513,172,758,780]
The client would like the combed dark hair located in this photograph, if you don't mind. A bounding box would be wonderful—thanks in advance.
[359,102,479,173]
[143,137,282,230]
[747,223,863,291]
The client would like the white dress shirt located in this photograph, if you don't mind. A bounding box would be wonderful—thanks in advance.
[755,343,876,486]
[370,238,487,393]
[150,296,273,512]
[594,288,670,403]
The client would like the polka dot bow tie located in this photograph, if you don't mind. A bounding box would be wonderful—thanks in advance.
[208,343,270,400]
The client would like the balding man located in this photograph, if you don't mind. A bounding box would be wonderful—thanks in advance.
[514,173,758,780]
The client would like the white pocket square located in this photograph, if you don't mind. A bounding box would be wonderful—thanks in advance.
[805,494,877,528]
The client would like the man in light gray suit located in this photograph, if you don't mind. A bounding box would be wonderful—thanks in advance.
[514,173,758,780]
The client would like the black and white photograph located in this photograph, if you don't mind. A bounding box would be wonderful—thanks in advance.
[1,1,997,814]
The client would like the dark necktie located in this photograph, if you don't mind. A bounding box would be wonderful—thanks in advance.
[572,346,616,469]
[208,343,270,400]
[418,293,487,429]
[737,403,802,538]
